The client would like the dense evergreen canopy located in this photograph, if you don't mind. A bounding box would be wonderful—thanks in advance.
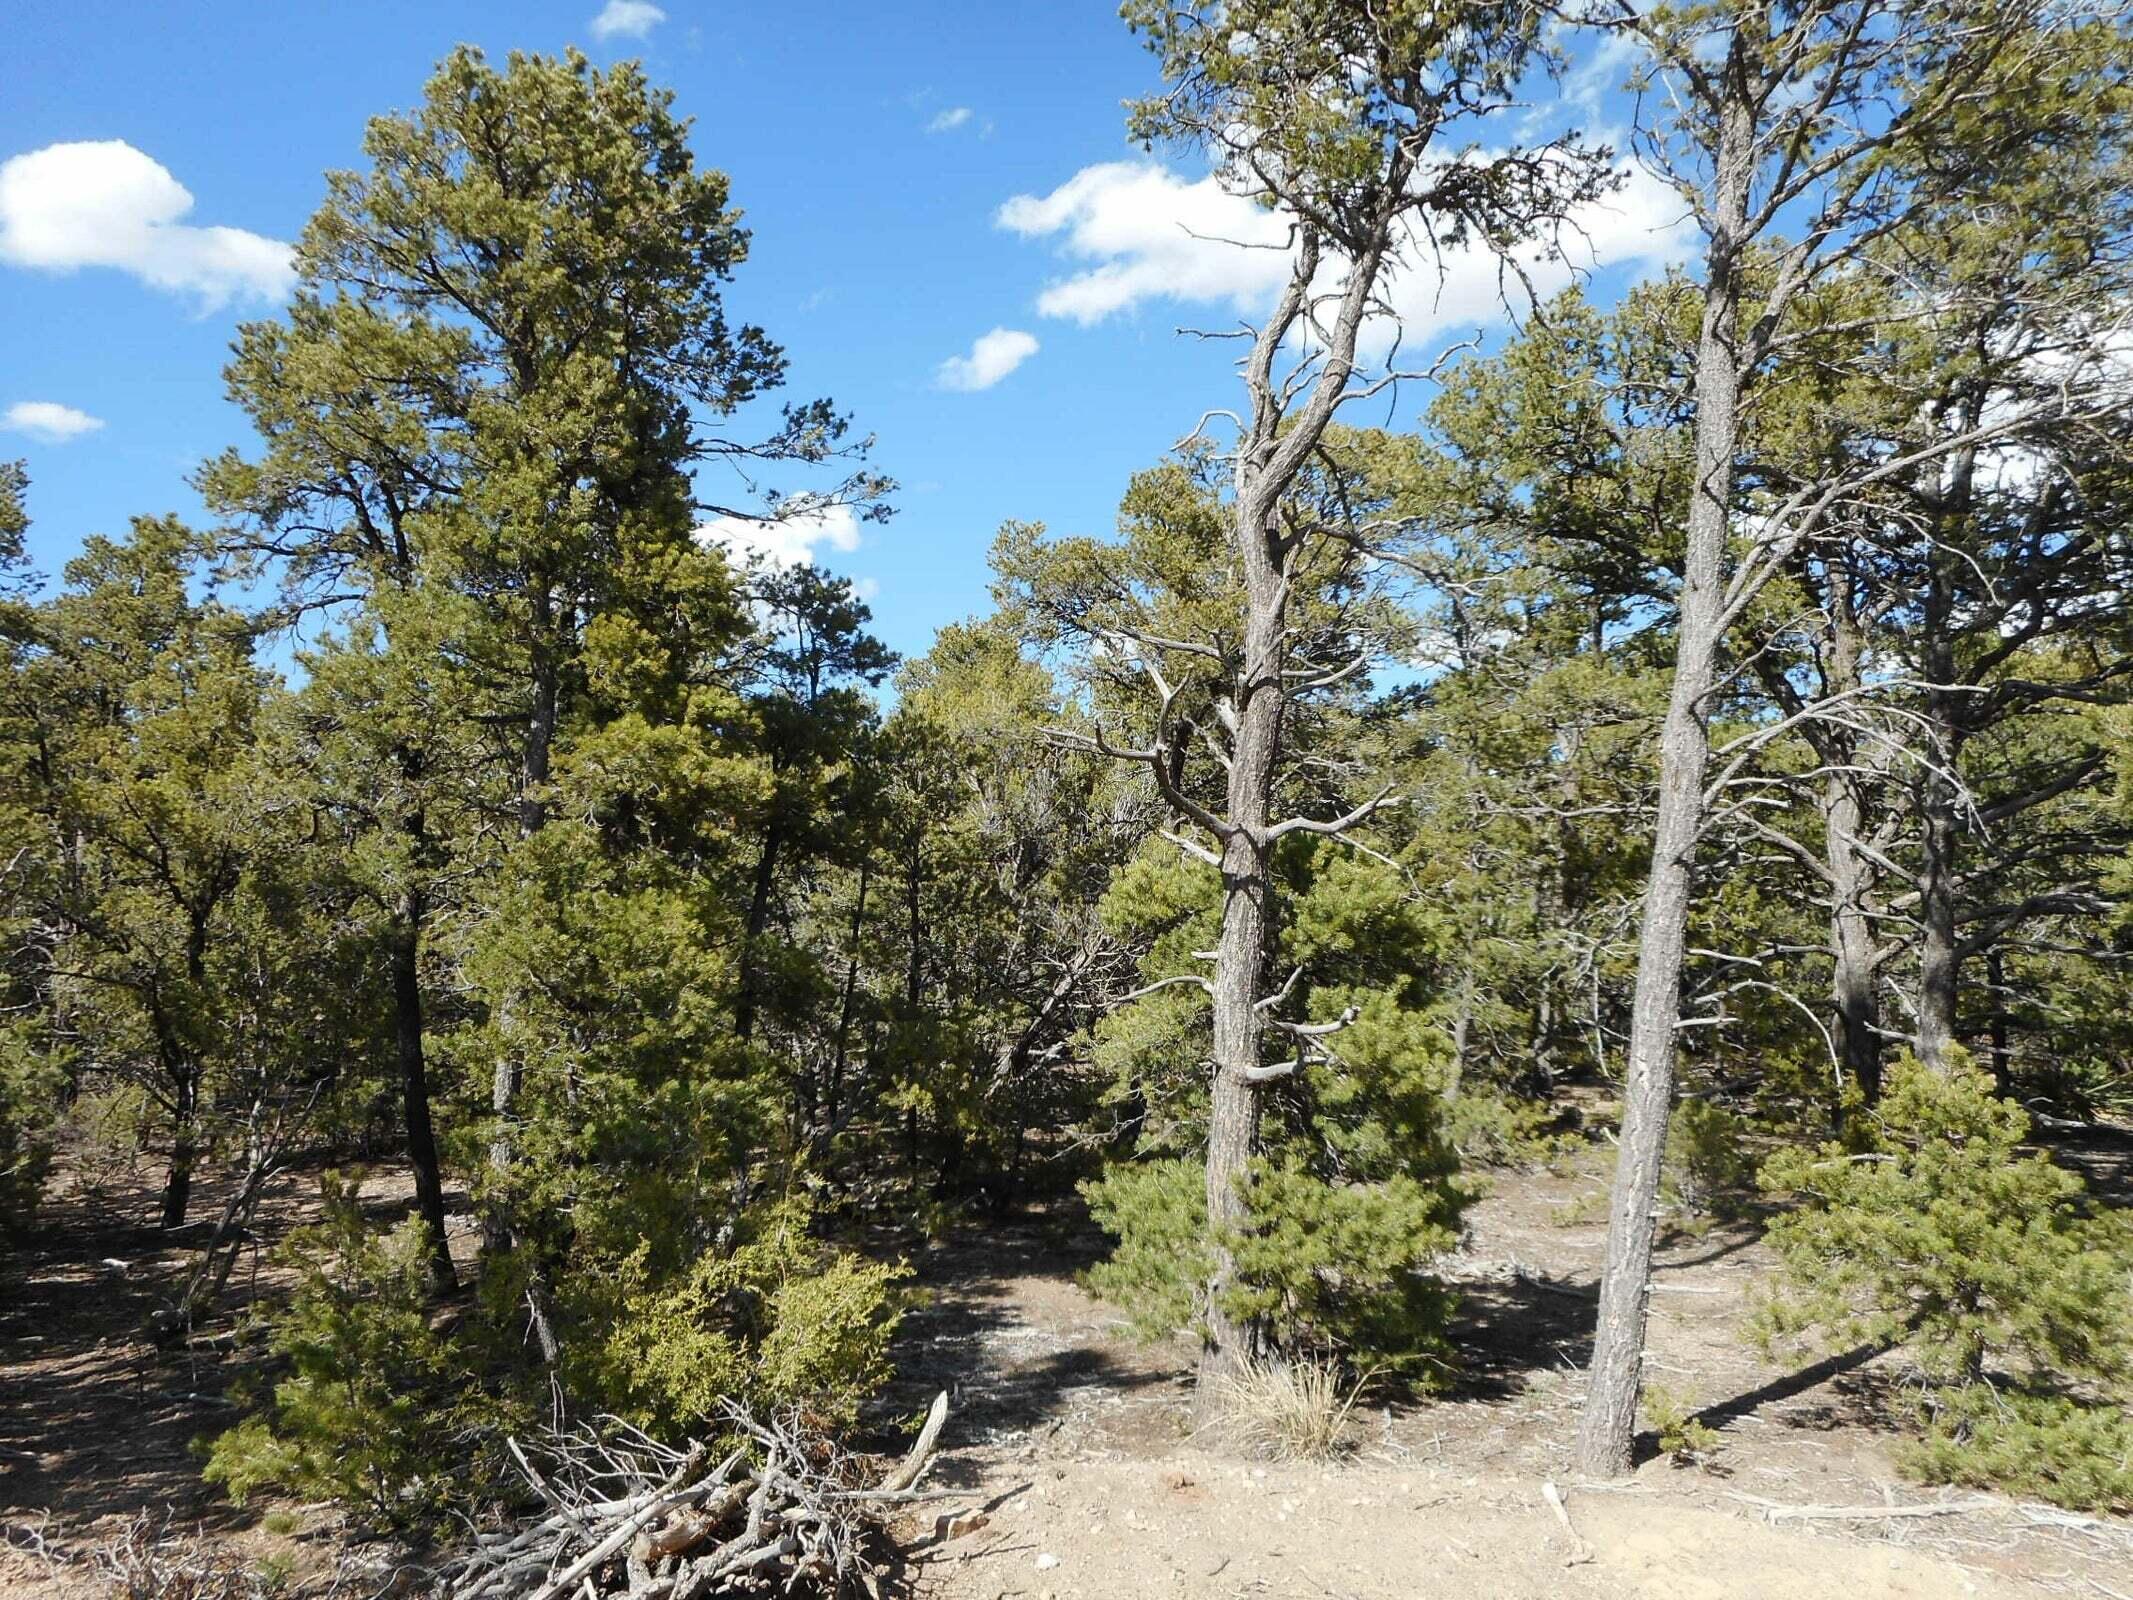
[5,0,2133,1550]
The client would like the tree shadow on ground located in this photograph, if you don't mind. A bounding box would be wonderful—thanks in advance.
[866,1205,1184,1485]
[1441,1270,1597,1402]
[0,1160,456,1540]
[1,1180,261,1535]
[1619,1341,1894,1466]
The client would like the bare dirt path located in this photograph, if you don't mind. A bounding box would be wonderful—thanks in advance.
[884,1153,2133,1599]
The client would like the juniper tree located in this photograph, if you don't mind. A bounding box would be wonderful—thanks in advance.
[0,463,64,1231]
[204,46,887,1336]
[16,519,275,1229]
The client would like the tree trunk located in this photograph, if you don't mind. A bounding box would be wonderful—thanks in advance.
[1195,500,1285,1417]
[1576,67,1752,1478]
[825,854,870,1136]
[734,823,782,1042]
[1828,796,1884,1108]
[1915,442,1975,1073]
[160,1066,197,1231]
[393,871,456,1294]
[1985,945,2012,1094]
[1821,570,1884,1108]
[485,625,561,1355]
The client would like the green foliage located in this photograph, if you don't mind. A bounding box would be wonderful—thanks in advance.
[1082,1160,1210,1342]
[1664,1099,1756,1219]
[1905,1388,2133,1513]
[576,1195,908,1435]
[1644,1384,1722,1466]
[206,1179,475,1526]
[1444,1093,1580,1170]
[1085,1152,1462,1378]
[0,1023,64,1233]
[1757,1055,2133,1507]
[1758,1054,2133,1386]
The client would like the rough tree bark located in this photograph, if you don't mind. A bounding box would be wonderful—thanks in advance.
[1190,231,1391,1413]
[1821,564,1888,1106]
[159,1058,198,1232]
[1575,61,1753,1477]
[1915,435,1978,1072]
[485,620,564,1360]
[1198,497,1287,1403]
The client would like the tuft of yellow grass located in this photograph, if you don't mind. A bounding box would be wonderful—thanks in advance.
[1211,1357,1367,1463]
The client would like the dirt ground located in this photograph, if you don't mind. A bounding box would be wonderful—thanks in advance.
[879,1141,2133,1599]
[6,1138,2133,1598]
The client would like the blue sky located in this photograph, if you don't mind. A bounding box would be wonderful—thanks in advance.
[1,1,1679,662]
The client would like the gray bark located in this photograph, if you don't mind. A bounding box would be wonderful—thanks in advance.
[1575,62,1753,1477]
[1197,500,1285,1406]
[1915,438,1977,1071]
[1821,567,1886,1106]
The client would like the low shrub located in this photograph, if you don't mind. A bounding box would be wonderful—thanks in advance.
[1444,1092,1582,1170]
[1755,1053,2133,1510]
[1644,1384,1722,1466]
[1665,1098,1756,1219]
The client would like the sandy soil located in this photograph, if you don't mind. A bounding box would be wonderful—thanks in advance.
[6,1135,2133,1598]
[880,1142,2133,1599]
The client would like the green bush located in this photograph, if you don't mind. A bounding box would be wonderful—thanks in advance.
[1444,1091,1580,1170]
[1084,1154,1462,1378]
[205,1178,475,1526]
[576,1194,909,1435]
[1082,843,1470,1380]
[1644,1383,1722,1466]
[1906,1387,2133,1512]
[211,1182,907,1529]
[0,1024,65,1235]
[1755,1053,2133,1509]
[1665,1098,1755,1219]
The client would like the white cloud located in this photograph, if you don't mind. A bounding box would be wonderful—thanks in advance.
[927,107,974,134]
[3,400,103,443]
[935,327,1039,392]
[0,141,291,309]
[589,0,665,41]
[694,503,864,570]
[997,156,1693,354]
[997,164,1291,325]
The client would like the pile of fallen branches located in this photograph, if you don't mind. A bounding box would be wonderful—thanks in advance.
[439,1392,948,1600]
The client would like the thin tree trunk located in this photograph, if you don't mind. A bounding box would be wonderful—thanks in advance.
[826,854,870,1135]
[393,869,456,1294]
[1828,790,1884,1107]
[1821,568,1884,1108]
[160,1066,197,1231]
[1576,65,1753,1478]
[902,829,924,1175]
[1196,501,1284,1416]
[734,823,782,1042]
[1916,441,1976,1072]
[1985,945,2012,1094]
[486,626,561,1360]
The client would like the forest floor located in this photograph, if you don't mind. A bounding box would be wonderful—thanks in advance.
[5,1133,2133,1599]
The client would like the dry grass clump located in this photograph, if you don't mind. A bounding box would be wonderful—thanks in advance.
[1211,1357,1367,1463]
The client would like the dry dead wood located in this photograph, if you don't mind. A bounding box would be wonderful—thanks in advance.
[440,1394,949,1600]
